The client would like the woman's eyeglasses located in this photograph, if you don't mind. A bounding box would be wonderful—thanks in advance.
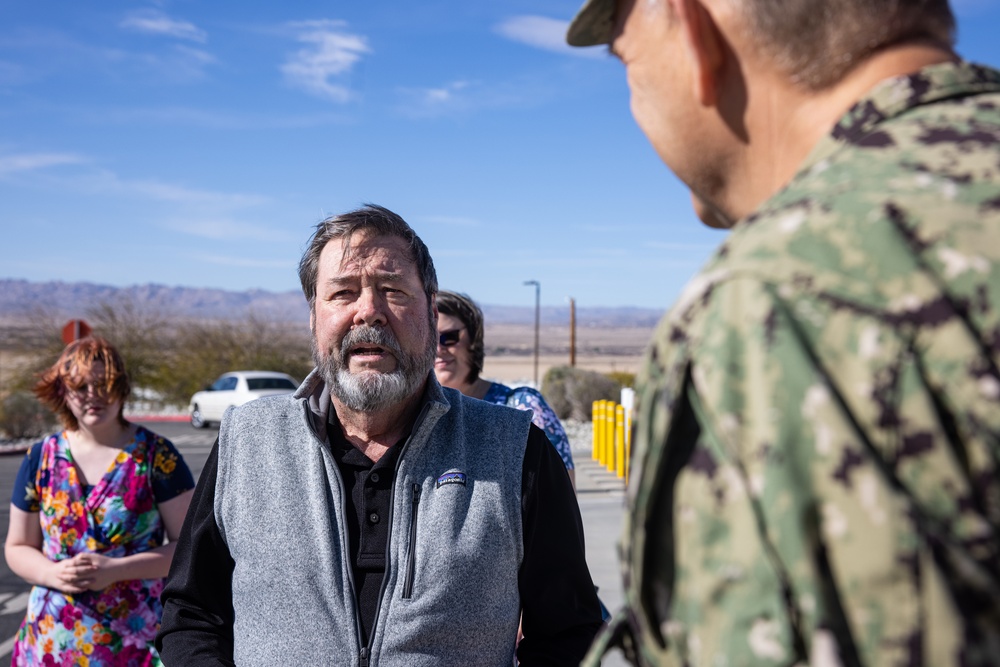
[65,382,111,399]
[438,329,462,347]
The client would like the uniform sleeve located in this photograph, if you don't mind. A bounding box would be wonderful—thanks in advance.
[635,275,986,665]
[638,277,843,664]
[517,425,602,666]
[10,440,44,512]
[508,387,574,470]
[149,432,196,503]
[156,441,237,667]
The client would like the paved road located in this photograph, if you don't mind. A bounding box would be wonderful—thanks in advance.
[0,421,631,665]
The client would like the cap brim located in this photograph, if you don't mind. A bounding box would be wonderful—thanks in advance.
[566,0,616,47]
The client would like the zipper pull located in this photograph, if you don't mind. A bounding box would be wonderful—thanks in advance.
[360,647,369,667]
[412,483,422,504]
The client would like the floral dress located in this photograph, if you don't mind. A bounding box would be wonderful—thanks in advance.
[10,427,194,667]
[482,382,574,470]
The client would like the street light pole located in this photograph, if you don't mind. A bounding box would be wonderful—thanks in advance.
[568,297,576,367]
[523,280,540,387]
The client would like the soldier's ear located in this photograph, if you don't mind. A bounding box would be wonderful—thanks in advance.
[675,0,727,107]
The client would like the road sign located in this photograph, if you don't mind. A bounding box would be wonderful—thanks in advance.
[61,319,92,345]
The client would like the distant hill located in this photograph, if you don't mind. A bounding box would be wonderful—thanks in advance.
[0,279,665,327]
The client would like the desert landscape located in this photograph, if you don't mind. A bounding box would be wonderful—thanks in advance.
[0,321,656,395]
[0,280,664,412]
[480,323,654,385]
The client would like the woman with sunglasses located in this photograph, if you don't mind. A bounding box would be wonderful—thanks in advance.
[5,337,195,666]
[434,290,574,487]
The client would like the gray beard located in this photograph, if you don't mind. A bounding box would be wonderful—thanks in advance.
[314,324,435,413]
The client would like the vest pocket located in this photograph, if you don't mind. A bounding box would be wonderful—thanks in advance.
[401,483,422,599]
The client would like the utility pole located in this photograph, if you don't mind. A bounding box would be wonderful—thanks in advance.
[568,297,576,367]
[523,280,540,387]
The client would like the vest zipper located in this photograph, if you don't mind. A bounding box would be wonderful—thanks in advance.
[401,483,422,599]
[301,399,369,667]
[365,402,433,666]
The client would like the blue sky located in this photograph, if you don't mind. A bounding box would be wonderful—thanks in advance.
[2,1,998,309]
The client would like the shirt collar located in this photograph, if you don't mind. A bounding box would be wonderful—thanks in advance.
[799,60,1000,173]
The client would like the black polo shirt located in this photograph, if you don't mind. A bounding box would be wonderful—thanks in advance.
[327,414,600,661]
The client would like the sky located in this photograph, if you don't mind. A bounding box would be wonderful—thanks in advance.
[2,1,999,310]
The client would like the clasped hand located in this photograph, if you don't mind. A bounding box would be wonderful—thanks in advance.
[48,553,118,594]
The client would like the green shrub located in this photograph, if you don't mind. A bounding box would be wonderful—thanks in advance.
[604,370,635,389]
[0,392,56,440]
[542,366,622,422]
[150,316,314,406]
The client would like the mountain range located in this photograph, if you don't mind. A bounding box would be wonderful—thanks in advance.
[0,279,665,328]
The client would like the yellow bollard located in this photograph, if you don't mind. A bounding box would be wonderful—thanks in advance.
[591,401,600,462]
[615,405,625,479]
[597,401,607,468]
[604,401,616,472]
[604,401,618,472]
[601,401,611,467]
[596,401,605,463]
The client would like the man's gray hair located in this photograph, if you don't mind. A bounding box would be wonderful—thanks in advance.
[736,0,955,89]
[298,204,439,309]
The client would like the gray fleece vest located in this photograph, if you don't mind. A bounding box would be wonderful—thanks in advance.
[214,371,532,667]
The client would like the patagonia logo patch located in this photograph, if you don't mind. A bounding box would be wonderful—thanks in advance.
[436,471,467,488]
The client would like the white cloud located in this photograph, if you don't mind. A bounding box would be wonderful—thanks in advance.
[0,152,86,176]
[281,20,369,103]
[166,219,291,242]
[120,9,207,43]
[192,253,295,269]
[89,106,351,130]
[494,15,604,58]
[174,45,215,64]
[1,152,267,211]
[122,179,268,209]
[420,81,471,105]
[395,78,547,118]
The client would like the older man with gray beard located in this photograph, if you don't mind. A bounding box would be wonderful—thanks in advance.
[156,204,602,667]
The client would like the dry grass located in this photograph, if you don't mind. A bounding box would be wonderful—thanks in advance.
[0,321,659,395]
[481,323,654,384]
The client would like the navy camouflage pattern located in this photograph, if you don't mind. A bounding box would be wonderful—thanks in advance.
[588,61,1000,666]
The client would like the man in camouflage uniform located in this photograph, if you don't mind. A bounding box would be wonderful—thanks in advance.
[566,0,1000,664]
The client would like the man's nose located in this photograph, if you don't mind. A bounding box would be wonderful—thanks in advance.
[353,289,388,327]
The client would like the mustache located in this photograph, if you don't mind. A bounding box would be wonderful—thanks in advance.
[338,325,403,363]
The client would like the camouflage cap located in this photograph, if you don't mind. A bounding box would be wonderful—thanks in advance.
[566,0,616,47]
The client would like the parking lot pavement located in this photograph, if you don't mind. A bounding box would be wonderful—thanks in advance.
[572,443,632,667]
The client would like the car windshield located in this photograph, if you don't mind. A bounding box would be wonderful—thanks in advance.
[246,377,297,391]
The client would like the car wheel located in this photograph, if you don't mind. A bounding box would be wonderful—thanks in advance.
[191,405,208,429]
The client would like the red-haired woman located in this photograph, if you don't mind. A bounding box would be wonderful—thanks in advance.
[5,337,194,666]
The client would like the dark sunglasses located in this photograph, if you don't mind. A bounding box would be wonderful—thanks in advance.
[438,328,463,347]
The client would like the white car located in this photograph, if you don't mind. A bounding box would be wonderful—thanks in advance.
[189,371,299,429]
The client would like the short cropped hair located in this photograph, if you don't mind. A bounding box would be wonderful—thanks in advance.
[435,291,486,385]
[34,337,131,431]
[734,0,955,89]
[298,204,438,310]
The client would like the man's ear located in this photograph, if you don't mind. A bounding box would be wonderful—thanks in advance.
[309,307,315,333]
[674,0,726,106]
